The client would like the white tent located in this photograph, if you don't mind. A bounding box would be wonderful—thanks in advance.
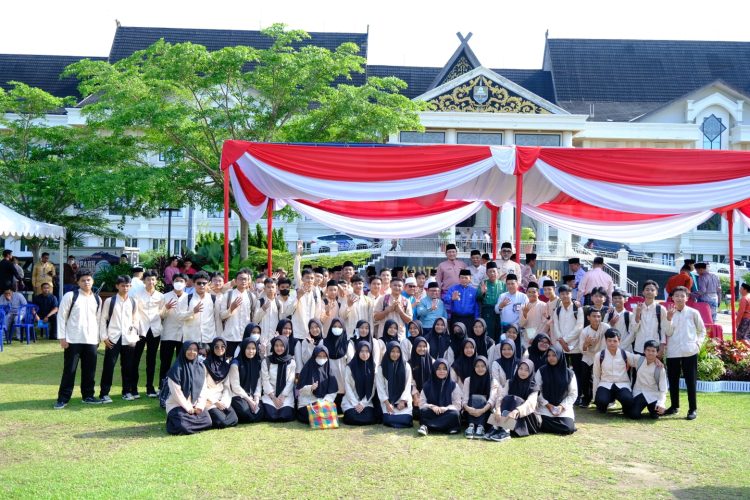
[0,202,66,296]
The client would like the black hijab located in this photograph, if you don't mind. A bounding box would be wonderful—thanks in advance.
[527,333,551,369]
[505,324,523,360]
[275,319,297,355]
[296,345,338,398]
[508,359,539,400]
[348,341,375,400]
[423,358,456,407]
[449,322,468,356]
[352,319,374,352]
[166,341,204,402]
[307,318,324,346]
[468,356,491,399]
[233,338,261,394]
[539,345,573,406]
[382,319,400,343]
[205,337,231,382]
[426,317,451,359]
[243,322,261,340]
[470,318,495,358]
[323,317,348,359]
[268,335,293,397]
[381,341,407,403]
[407,320,424,342]
[452,337,477,382]
[495,339,519,382]
[408,336,433,393]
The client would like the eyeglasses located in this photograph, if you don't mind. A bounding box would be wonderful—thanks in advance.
[195,281,208,286]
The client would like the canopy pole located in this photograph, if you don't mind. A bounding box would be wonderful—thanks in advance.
[223,164,230,282]
[490,204,499,261]
[728,210,736,341]
[59,238,65,301]
[267,199,274,277]
[515,173,523,264]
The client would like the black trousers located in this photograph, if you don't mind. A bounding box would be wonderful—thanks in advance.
[57,343,98,403]
[343,407,377,426]
[628,394,660,419]
[132,329,160,393]
[100,342,136,397]
[540,415,577,435]
[480,305,501,342]
[262,403,295,422]
[667,354,698,412]
[567,354,589,402]
[208,406,239,429]
[465,394,490,429]
[419,408,461,433]
[159,340,183,388]
[166,407,212,435]
[231,396,265,424]
[595,384,634,414]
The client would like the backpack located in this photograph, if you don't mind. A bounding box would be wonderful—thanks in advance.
[599,348,639,385]
[259,296,283,321]
[105,295,137,329]
[633,356,664,391]
[606,309,631,333]
[187,293,217,308]
[555,303,578,320]
[67,290,101,321]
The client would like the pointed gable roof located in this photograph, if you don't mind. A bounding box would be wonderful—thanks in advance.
[427,32,482,90]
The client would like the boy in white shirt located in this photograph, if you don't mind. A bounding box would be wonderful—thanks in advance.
[579,309,608,407]
[133,270,163,398]
[592,328,637,415]
[628,340,667,419]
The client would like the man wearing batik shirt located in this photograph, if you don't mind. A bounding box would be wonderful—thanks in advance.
[445,269,479,335]
[476,262,505,342]
[436,244,467,294]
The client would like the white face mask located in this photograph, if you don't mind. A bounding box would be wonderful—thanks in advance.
[249,334,261,342]
[172,282,186,291]
[315,358,327,366]
[197,354,206,363]
[331,327,344,337]
[255,283,264,293]
[500,334,507,342]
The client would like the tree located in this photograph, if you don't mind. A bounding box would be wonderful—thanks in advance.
[66,24,426,259]
[0,82,181,260]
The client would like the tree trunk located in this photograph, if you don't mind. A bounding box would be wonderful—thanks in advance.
[30,239,42,265]
[240,216,249,261]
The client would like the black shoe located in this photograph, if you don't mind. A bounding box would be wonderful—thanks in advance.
[54,401,67,410]
[573,397,582,406]
[664,407,679,416]
[579,399,591,408]
[82,396,102,405]
[686,410,697,420]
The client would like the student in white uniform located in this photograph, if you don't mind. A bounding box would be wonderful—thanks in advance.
[55,270,103,409]
[296,345,339,424]
[444,322,468,368]
[261,336,296,422]
[133,270,163,398]
[342,341,378,426]
[608,290,637,351]
[632,280,668,356]
[164,341,212,435]
[535,345,577,435]
[579,309,608,407]
[99,275,141,403]
[219,270,256,357]
[292,269,323,341]
[627,340,667,420]
[485,359,540,442]
[449,338,477,387]
[417,358,462,436]
[254,278,286,340]
[381,319,412,362]
[202,337,239,429]
[229,338,264,424]
[182,271,220,348]
[159,273,191,386]
[408,336,434,413]
[491,339,519,387]
[376,341,413,429]
[347,320,383,366]
[295,318,325,375]
[322,317,349,407]
[340,275,374,338]
[592,328,637,415]
[462,356,499,440]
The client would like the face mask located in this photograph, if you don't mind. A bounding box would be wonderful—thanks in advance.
[331,327,344,336]
[249,334,260,342]
[172,282,186,291]
[279,289,290,297]
[315,358,327,366]
[256,283,264,292]
[197,354,206,363]
[500,334,507,342]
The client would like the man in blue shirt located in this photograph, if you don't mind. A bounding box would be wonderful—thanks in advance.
[1,287,27,340]
[445,269,479,335]
[415,282,447,336]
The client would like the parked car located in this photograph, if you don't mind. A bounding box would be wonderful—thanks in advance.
[310,234,373,253]
[583,239,647,259]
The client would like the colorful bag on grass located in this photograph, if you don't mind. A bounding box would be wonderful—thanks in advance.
[307,399,339,429]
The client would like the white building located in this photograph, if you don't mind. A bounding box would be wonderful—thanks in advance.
[2,27,749,263]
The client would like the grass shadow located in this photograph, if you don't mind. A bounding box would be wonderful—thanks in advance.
[73,423,167,440]
[672,486,750,499]
[107,406,163,424]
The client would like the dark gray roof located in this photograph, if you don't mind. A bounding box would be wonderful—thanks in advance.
[546,38,750,103]
[0,54,105,103]
[367,65,556,102]
[556,101,661,122]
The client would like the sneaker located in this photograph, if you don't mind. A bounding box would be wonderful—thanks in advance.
[100,395,113,404]
[82,396,102,405]
[483,428,498,441]
[147,390,158,399]
[474,426,485,439]
[417,425,428,436]
[54,401,67,410]
[579,399,590,408]
[132,392,140,400]
[464,424,475,440]
[122,393,135,401]
[686,410,697,421]
[490,429,511,443]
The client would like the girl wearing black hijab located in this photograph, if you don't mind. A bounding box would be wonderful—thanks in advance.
[407,320,424,345]
[165,341,212,435]
[535,345,578,435]
[375,341,413,429]
[444,322,468,368]
[417,358,462,436]
[323,317,349,407]
[342,341,377,426]
[409,336,433,414]
[261,335,296,422]
[491,340,519,387]
[485,359,541,442]
[450,338,477,385]
[347,320,383,366]
[425,317,451,360]
[527,333,552,369]
[295,318,325,375]
[462,356,499,439]
[274,319,297,357]
[203,337,239,429]
[236,322,262,358]
[381,319,412,362]
[229,338,264,424]
[296,345,339,424]
[470,318,495,358]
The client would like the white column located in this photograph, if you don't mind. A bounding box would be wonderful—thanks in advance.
[557,229,572,256]
[562,131,573,147]
[504,130,515,145]
[499,205,514,244]
[617,248,629,291]
[536,222,550,254]
[445,129,457,144]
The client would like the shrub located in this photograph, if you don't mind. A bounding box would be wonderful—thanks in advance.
[697,339,726,381]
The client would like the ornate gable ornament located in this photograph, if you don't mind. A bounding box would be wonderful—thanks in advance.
[428,75,551,114]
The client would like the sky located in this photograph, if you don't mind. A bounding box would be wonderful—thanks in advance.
[1,0,749,69]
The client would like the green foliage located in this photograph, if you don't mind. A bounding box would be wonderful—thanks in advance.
[248,224,287,251]
[719,276,731,297]
[521,227,536,241]
[303,251,372,270]
[698,338,727,381]
[93,263,134,292]
[743,272,750,285]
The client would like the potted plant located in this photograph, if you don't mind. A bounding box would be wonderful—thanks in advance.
[521,227,536,253]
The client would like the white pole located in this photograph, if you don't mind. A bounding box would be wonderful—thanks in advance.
[59,238,65,300]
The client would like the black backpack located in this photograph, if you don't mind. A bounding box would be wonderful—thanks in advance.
[67,290,102,320]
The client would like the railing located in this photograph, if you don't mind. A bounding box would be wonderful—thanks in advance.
[381,239,566,256]
[572,243,657,265]
[573,244,639,296]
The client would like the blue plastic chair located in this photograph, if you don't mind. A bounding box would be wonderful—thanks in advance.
[12,304,39,344]
[36,318,50,339]
[0,304,9,347]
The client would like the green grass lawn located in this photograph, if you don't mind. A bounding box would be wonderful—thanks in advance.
[1,342,749,499]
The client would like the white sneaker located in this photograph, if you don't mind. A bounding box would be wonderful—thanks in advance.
[464,424,475,440]
[122,393,135,401]
[100,395,113,404]
[417,425,428,436]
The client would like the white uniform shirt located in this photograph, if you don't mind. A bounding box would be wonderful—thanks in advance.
[135,288,163,336]
[182,293,220,344]
[219,289,256,343]
[99,294,140,344]
[58,291,100,345]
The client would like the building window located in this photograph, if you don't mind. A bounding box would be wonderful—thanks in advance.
[124,238,138,248]
[514,133,562,146]
[456,132,503,145]
[207,209,231,219]
[103,237,118,248]
[399,131,445,144]
[174,240,188,254]
[152,239,166,251]
[19,240,29,252]
[160,208,183,218]
[697,213,721,232]
[690,254,704,263]
[661,253,675,266]
[701,114,726,150]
